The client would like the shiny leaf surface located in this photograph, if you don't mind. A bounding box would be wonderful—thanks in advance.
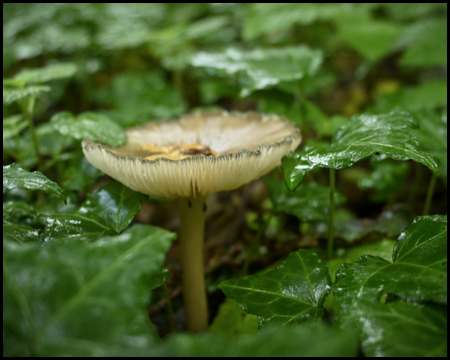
[219,249,331,328]
[333,215,447,306]
[191,46,323,97]
[282,112,439,190]
[265,176,346,222]
[351,302,447,357]
[3,219,40,244]
[3,224,176,357]
[41,181,146,242]
[3,163,66,202]
[3,85,50,104]
[50,111,126,147]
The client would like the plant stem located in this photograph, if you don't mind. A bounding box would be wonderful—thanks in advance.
[178,195,208,333]
[22,96,43,172]
[407,163,423,213]
[423,173,437,216]
[163,282,175,332]
[328,168,336,259]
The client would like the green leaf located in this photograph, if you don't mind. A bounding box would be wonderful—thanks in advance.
[3,224,176,357]
[3,163,66,202]
[61,153,102,192]
[334,215,447,306]
[50,111,126,147]
[3,114,27,140]
[350,302,447,357]
[154,322,359,357]
[399,18,447,67]
[3,219,40,244]
[191,46,323,97]
[41,181,146,243]
[219,249,331,328]
[3,85,50,105]
[282,112,439,190]
[6,63,77,86]
[264,176,346,222]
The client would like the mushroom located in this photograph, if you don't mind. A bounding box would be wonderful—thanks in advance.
[82,110,301,333]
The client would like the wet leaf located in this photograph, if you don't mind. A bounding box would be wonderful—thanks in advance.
[3,219,40,244]
[3,224,176,357]
[50,111,126,147]
[5,63,77,87]
[219,249,331,328]
[3,85,50,105]
[282,112,439,191]
[41,181,146,243]
[265,176,346,222]
[350,302,447,357]
[334,215,447,306]
[3,163,66,202]
[191,46,323,97]
[3,114,27,140]
[154,322,358,357]
[61,152,102,192]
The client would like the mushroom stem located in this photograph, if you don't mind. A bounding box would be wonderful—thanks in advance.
[178,195,208,332]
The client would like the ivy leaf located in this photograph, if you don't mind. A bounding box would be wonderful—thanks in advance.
[219,249,331,328]
[153,321,358,357]
[3,163,66,202]
[282,112,439,191]
[191,46,323,97]
[50,111,126,147]
[41,181,146,243]
[333,215,447,306]
[349,302,447,357]
[5,63,77,87]
[3,85,50,105]
[264,176,346,222]
[3,224,176,357]
[3,114,27,140]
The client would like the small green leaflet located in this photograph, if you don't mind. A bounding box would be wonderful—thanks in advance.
[191,46,323,97]
[3,224,176,357]
[4,63,77,87]
[333,215,447,306]
[3,85,50,105]
[41,181,146,243]
[50,111,127,147]
[219,249,331,328]
[3,114,27,140]
[282,111,439,191]
[3,163,66,202]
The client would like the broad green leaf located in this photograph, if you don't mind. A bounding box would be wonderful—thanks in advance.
[333,215,447,306]
[3,163,66,202]
[3,219,40,244]
[41,181,146,243]
[191,46,323,97]
[219,249,331,328]
[3,85,50,105]
[350,302,447,357]
[209,298,258,339]
[264,176,346,222]
[358,160,409,202]
[154,322,358,357]
[383,3,447,21]
[282,112,439,191]
[50,111,126,147]
[399,18,447,67]
[3,114,27,140]
[3,224,176,357]
[61,153,102,192]
[335,18,401,61]
[95,71,187,126]
[5,63,77,87]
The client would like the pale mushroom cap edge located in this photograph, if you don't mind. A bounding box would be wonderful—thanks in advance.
[82,110,301,198]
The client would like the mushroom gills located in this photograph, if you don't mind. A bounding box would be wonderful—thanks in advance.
[142,141,221,160]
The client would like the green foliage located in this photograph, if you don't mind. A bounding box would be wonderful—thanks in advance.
[3,3,447,357]
[3,163,66,202]
[219,250,331,328]
[282,112,439,191]
[3,225,176,357]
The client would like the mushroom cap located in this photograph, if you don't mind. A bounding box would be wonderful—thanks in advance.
[82,110,301,199]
